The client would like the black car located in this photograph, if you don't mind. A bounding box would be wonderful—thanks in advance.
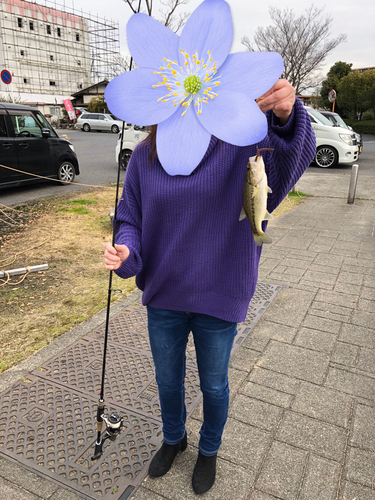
[0,102,79,189]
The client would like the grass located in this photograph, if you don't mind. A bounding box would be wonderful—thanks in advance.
[0,187,308,374]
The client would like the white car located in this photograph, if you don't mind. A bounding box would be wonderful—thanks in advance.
[305,107,359,168]
[76,112,124,134]
[115,124,150,170]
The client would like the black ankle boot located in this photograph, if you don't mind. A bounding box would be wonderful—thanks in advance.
[148,432,187,478]
[192,451,217,494]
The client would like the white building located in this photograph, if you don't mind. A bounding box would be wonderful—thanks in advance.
[0,0,120,116]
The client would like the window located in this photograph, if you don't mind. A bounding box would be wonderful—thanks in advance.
[77,83,82,89]
[77,60,81,66]
[49,81,56,86]
[0,112,8,138]
[20,50,25,56]
[57,27,61,37]
[17,18,22,28]
[50,55,54,61]
[46,25,51,34]
[10,112,43,138]
[49,107,60,115]
[76,33,80,41]
[23,78,29,84]
[29,21,34,30]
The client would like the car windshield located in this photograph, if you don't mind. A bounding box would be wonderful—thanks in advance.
[307,108,333,126]
[330,114,348,129]
[105,114,115,120]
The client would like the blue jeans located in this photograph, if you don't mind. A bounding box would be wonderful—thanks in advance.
[147,305,237,456]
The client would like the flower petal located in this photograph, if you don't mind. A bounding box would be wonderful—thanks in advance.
[157,104,211,176]
[127,13,180,69]
[178,0,233,69]
[218,52,284,98]
[105,68,178,125]
[198,92,268,146]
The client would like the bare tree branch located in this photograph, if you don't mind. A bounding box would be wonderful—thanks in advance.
[241,5,347,94]
[123,0,190,33]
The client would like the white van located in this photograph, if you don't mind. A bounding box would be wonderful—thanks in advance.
[305,107,359,168]
[115,124,150,170]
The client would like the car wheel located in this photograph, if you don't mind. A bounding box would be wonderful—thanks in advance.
[58,161,76,184]
[119,149,132,171]
[111,124,119,134]
[83,123,90,132]
[315,146,338,168]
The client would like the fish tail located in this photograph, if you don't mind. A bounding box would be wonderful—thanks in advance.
[253,232,272,246]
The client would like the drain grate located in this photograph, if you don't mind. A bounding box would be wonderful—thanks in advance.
[0,282,281,499]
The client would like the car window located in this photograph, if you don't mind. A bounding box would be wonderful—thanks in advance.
[9,111,43,138]
[90,114,99,120]
[0,110,8,137]
[307,108,333,126]
[80,114,89,119]
[34,111,58,137]
[98,115,105,120]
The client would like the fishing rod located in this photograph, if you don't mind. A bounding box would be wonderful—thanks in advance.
[91,0,143,462]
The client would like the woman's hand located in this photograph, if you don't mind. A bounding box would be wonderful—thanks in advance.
[104,242,130,271]
[257,79,296,125]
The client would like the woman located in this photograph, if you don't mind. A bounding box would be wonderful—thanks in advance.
[104,79,316,494]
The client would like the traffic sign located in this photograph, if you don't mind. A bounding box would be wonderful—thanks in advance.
[328,89,336,103]
[1,70,12,84]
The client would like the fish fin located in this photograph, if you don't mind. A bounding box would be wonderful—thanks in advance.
[252,186,259,198]
[267,186,273,194]
[239,207,247,221]
[253,232,272,246]
[263,211,274,221]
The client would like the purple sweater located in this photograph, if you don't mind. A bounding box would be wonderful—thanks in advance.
[114,98,316,322]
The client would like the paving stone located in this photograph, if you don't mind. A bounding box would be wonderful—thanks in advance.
[240,381,293,409]
[299,279,334,291]
[258,341,330,384]
[301,314,341,334]
[267,272,300,284]
[0,477,40,500]
[0,456,58,498]
[309,307,350,323]
[229,394,282,432]
[292,381,352,428]
[229,347,260,372]
[345,447,375,489]
[364,275,375,288]
[333,282,362,295]
[351,310,375,329]
[303,270,338,285]
[143,446,255,500]
[325,367,375,401]
[300,454,341,500]
[358,298,375,313]
[280,257,312,270]
[260,288,314,328]
[131,487,167,500]
[313,253,345,267]
[242,320,296,349]
[248,367,299,395]
[331,342,359,368]
[340,323,375,349]
[293,327,336,354]
[276,411,346,460]
[356,348,375,375]
[337,272,364,286]
[351,404,375,452]
[341,481,375,500]
[48,487,85,500]
[273,265,307,277]
[248,491,280,500]
[361,287,375,300]
[308,242,335,253]
[315,290,357,309]
[311,301,353,320]
[289,249,318,261]
[256,441,307,499]
[308,263,341,276]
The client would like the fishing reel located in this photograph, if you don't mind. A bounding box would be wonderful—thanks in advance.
[91,411,124,461]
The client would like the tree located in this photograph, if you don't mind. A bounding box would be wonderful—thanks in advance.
[109,54,133,77]
[241,5,346,94]
[87,96,107,113]
[123,0,190,33]
[320,61,352,113]
[337,71,370,119]
[363,70,375,118]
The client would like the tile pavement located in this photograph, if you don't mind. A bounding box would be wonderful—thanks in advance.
[0,196,374,500]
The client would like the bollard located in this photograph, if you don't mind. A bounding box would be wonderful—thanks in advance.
[347,164,359,204]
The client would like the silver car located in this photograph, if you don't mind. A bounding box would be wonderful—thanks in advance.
[77,113,123,134]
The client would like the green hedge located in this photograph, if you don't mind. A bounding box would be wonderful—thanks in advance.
[344,119,375,135]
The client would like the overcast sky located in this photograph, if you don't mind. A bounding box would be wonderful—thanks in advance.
[70,0,375,86]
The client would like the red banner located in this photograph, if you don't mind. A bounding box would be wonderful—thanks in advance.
[63,99,77,120]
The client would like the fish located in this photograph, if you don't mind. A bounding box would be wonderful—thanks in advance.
[239,149,274,246]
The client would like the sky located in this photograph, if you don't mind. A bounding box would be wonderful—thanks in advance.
[68,0,375,88]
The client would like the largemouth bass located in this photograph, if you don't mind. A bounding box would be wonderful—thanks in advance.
[239,149,274,246]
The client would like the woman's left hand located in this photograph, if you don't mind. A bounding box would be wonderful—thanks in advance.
[257,79,296,126]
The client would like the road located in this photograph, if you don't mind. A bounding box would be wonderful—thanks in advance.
[1,131,374,207]
[0,129,125,207]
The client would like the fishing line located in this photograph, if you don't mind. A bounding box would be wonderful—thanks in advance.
[91,0,143,462]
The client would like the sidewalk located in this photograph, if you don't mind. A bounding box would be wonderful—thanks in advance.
[1,194,374,500]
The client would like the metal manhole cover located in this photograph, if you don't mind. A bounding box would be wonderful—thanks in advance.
[0,282,281,499]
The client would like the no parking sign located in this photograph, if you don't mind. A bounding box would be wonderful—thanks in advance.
[1,69,12,85]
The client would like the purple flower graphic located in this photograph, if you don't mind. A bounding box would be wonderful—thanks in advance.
[105,0,284,175]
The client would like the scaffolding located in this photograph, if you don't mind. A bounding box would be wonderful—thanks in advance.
[0,0,120,96]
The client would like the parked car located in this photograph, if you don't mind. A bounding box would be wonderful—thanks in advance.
[76,112,124,133]
[115,124,150,170]
[0,102,79,189]
[74,107,86,117]
[305,107,359,168]
[319,110,363,154]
